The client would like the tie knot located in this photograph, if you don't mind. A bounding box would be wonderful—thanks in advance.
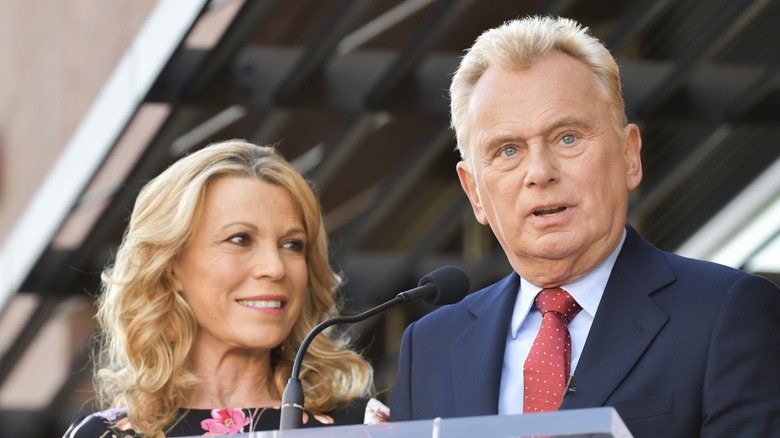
[535,288,581,322]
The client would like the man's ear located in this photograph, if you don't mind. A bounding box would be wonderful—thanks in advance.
[456,161,489,225]
[623,123,643,191]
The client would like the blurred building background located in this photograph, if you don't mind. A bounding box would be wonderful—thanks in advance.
[0,1,778,436]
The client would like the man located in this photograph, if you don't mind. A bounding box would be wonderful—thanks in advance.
[389,16,780,437]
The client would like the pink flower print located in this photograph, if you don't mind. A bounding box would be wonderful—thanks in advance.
[201,408,251,435]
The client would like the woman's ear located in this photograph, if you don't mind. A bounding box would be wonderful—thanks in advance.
[166,324,178,342]
[171,266,183,293]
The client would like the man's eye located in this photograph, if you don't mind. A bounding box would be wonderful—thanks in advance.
[562,135,576,145]
[502,146,518,157]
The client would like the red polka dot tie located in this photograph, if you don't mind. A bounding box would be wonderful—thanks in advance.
[523,288,582,413]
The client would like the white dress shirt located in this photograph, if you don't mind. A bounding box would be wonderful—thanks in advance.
[498,230,626,415]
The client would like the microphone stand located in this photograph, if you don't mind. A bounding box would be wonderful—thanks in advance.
[279,283,435,429]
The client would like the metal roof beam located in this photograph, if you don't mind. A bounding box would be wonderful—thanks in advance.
[366,0,476,107]
[156,47,774,122]
[605,0,675,52]
[677,155,780,266]
[638,0,773,117]
[181,0,280,99]
[728,58,780,119]
[0,0,208,315]
[341,194,470,307]
[273,0,380,103]
[335,118,453,251]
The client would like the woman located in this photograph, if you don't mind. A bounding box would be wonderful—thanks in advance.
[64,140,388,437]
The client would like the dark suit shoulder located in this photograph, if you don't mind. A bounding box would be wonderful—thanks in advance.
[410,272,518,333]
[660,248,778,296]
[620,225,778,299]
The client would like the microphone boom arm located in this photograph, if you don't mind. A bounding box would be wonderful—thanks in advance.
[279,283,435,429]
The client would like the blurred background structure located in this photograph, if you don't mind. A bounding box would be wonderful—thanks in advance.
[0,1,778,436]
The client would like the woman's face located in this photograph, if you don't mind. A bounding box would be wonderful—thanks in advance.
[173,176,309,355]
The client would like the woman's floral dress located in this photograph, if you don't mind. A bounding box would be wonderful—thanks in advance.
[63,398,389,437]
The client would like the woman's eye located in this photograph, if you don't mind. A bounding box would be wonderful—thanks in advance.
[228,233,250,246]
[282,240,305,252]
[561,134,576,145]
[501,146,518,157]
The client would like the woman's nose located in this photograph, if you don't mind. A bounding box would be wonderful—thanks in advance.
[251,245,285,280]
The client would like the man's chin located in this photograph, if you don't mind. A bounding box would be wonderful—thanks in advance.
[528,234,580,259]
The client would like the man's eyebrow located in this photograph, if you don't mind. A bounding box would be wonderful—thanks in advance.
[484,135,524,148]
[480,118,590,146]
[546,117,591,132]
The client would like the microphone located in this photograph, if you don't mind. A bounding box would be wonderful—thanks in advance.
[279,265,470,429]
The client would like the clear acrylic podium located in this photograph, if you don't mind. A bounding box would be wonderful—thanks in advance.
[186,407,633,437]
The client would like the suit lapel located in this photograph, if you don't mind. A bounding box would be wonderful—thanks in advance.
[561,226,674,410]
[451,273,519,417]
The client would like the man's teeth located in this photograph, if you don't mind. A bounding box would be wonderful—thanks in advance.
[534,206,566,216]
[237,300,283,309]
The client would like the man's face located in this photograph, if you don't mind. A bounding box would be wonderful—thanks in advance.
[456,53,642,287]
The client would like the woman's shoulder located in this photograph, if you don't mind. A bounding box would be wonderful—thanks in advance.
[63,407,136,438]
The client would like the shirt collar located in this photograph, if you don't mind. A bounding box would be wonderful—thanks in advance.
[510,228,627,338]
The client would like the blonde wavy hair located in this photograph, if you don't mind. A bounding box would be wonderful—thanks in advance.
[450,15,627,162]
[94,139,373,438]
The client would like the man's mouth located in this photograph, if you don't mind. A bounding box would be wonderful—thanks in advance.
[533,206,567,217]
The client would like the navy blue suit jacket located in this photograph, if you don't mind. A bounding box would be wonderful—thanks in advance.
[390,225,780,437]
